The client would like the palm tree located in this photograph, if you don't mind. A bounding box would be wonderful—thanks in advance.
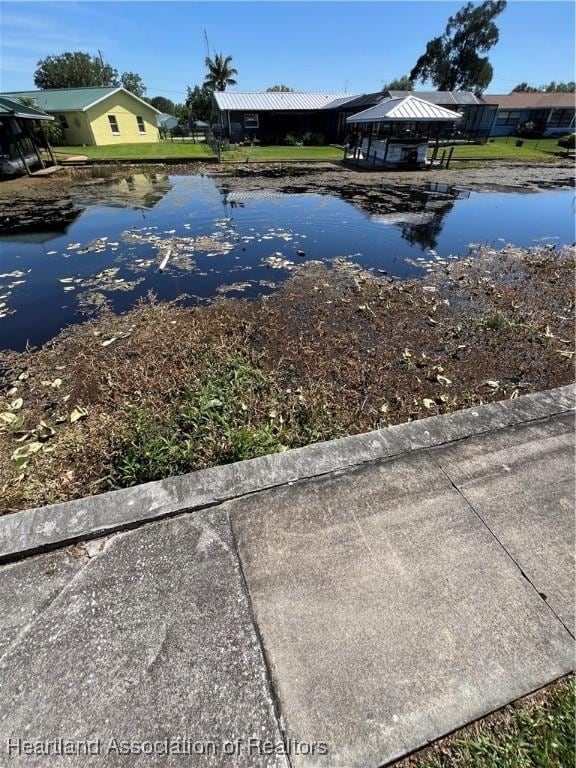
[204,53,238,91]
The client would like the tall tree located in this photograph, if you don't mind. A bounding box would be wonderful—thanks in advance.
[186,85,213,121]
[203,53,237,91]
[34,51,119,89]
[149,96,176,114]
[511,82,540,93]
[410,1,506,93]
[382,76,414,91]
[120,72,146,98]
[266,85,294,92]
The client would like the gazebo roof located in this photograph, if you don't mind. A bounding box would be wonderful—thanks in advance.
[0,95,54,121]
[347,95,463,124]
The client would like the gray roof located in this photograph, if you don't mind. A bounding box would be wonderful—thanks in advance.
[157,113,178,129]
[387,90,485,106]
[347,95,463,124]
[214,91,357,111]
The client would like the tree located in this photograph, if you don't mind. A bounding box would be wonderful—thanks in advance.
[203,53,237,91]
[511,80,575,93]
[185,85,213,122]
[13,96,64,144]
[512,82,539,92]
[266,85,294,92]
[382,76,414,91]
[34,51,119,89]
[149,96,176,114]
[410,1,506,93]
[120,72,146,98]
[544,80,575,92]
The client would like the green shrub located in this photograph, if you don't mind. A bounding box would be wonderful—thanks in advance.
[558,133,575,149]
[303,131,326,146]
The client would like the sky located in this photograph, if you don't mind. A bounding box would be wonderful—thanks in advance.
[1,1,574,99]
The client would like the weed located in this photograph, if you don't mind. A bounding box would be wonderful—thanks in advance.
[112,356,334,486]
[482,311,510,331]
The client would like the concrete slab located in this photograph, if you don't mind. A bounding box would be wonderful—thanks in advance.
[0,510,287,767]
[0,547,86,656]
[229,452,574,768]
[434,412,576,635]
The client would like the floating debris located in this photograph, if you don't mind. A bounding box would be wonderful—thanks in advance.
[216,282,253,294]
[263,255,295,270]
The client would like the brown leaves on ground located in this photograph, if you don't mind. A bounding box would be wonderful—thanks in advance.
[0,245,574,515]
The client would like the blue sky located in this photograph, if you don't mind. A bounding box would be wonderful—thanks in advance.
[1,1,574,98]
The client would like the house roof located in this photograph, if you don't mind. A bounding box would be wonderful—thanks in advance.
[0,95,54,120]
[387,90,485,105]
[338,92,384,111]
[3,87,161,114]
[157,112,178,129]
[347,95,463,124]
[483,93,576,109]
[214,91,357,111]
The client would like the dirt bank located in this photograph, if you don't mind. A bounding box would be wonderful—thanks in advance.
[1,243,573,515]
[209,160,576,195]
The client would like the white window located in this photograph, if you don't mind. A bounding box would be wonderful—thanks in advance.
[244,113,259,129]
[136,116,146,134]
[108,114,120,134]
[58,115,69,129]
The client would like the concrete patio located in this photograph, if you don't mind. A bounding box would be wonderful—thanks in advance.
[0,386,574,767]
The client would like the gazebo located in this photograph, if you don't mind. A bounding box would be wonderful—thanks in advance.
[0,95,57,176]
[345,94,462,169]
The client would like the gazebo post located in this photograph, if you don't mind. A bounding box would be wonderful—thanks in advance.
[365,125,373,165]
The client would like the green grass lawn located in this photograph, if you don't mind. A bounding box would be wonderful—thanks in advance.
[221,144,343,162]
[411,677,575,768]
[52,136,569,164]
[54,141,215,160]
[442,136,568,162]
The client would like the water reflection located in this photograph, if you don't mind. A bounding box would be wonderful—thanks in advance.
[0,173,572,352]
[72,172,173,210]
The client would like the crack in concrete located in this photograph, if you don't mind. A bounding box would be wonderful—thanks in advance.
[0,532,121,666]
[226,508,293,768]
[427,449,575,641]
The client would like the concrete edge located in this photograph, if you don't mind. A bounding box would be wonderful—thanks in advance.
[0,384,574,563]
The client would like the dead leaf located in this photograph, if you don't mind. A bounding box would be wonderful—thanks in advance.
[423,398,435,409]
[70,406,88,423]
[12,442,42,461]
[9,398,23,411]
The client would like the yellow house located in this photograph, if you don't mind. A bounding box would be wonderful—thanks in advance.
[3,87,161,146]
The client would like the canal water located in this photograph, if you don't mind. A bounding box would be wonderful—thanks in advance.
[1,173,574,351]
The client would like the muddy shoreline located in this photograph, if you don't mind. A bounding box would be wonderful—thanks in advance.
[1,242,574,515]
[1,161,574,233]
